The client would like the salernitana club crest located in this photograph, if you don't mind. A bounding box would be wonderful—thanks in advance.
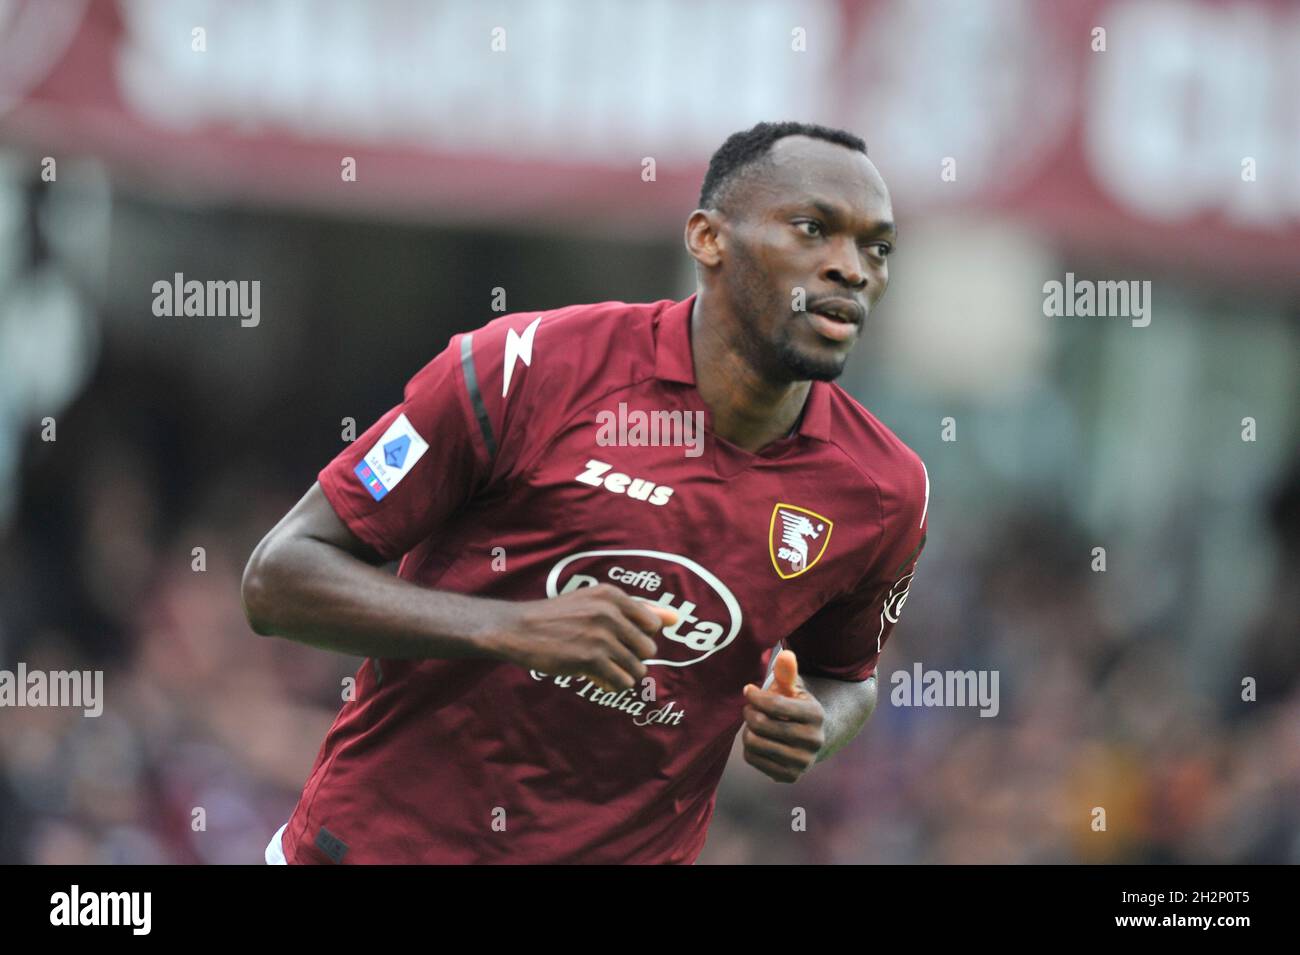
[769,503,833,579]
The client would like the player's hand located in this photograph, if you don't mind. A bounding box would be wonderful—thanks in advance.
[741,650,825,783]
[487,583,676,693]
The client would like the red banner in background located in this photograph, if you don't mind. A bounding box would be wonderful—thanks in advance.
[2,0,1297,282]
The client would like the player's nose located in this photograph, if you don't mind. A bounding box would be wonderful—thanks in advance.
[821,240,868,292]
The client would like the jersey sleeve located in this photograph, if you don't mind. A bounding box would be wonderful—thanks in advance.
[783,458,930,682]
[316,312,548,561]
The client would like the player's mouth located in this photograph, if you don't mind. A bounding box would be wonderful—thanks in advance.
[804,298,864,343]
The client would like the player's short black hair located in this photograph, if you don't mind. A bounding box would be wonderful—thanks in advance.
[698,121,868,214]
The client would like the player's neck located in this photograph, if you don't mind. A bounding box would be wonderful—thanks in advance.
[689,295,810,454]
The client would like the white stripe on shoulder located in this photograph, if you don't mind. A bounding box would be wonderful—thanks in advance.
[919,460,930,529]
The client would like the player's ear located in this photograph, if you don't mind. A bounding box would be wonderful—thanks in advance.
[684,210,724,269]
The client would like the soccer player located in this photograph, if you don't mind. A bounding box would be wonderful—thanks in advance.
[242,120,929,864]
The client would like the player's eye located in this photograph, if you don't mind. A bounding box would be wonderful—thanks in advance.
[864,242,893,260]
[795,220,824,237]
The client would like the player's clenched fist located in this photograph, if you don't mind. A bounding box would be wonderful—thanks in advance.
[741,650,826,783]
[484,583,676,693]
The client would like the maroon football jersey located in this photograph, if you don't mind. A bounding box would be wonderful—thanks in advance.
[280,293,929,864]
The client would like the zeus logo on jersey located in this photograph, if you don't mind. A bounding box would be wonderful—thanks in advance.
[575,459,674,506]
[502,316,542,397]
[354,413,430,501]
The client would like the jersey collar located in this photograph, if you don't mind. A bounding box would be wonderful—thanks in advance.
[654,292,832,443]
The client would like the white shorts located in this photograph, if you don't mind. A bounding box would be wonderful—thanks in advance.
[265,822,289,865]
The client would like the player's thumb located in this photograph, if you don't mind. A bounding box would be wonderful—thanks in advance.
[772,649,799,697]
[648,605,678,628]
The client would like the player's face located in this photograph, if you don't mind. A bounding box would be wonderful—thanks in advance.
[720,137,895,383]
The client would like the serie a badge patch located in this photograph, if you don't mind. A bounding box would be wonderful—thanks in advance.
[354,412,430,501]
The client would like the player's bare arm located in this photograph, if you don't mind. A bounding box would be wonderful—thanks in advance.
[800,671,877,763]
[740,649,877,783]
[240,481,669,692]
